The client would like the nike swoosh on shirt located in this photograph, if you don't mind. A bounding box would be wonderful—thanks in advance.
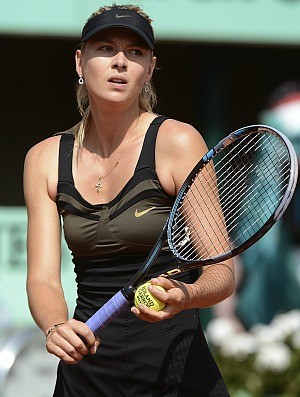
[115,13,132,18]
[134,207,156,218]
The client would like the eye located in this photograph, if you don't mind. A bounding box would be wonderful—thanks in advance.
[98,45,114,53]
[129,48,144,56]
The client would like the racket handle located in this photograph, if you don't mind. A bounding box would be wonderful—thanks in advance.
[85,290,130,335]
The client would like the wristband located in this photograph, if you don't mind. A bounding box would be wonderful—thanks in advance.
[45,322,65,337]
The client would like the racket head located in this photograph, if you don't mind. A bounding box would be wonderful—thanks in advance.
[167,125,298,268]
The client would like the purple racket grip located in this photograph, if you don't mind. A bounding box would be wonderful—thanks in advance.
[86,290,130,335]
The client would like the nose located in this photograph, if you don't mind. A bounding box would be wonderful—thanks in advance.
[113,52,127,70]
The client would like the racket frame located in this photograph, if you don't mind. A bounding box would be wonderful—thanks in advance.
[167,125,298,271]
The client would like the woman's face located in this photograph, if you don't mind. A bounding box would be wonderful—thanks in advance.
[76,27,156,108]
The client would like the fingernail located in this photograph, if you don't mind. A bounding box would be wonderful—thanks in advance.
[131,307,138,315]
[91,345,97,354]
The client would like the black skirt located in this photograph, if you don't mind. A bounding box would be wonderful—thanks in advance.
[53,257,229,397]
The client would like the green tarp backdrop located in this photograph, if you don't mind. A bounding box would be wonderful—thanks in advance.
[2,0,300,45]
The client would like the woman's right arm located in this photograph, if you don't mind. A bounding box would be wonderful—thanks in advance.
[24,138,99,364]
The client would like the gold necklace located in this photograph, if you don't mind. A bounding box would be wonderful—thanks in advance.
[91,116,140,193]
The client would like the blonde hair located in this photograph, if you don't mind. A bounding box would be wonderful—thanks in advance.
[73,4,157,147]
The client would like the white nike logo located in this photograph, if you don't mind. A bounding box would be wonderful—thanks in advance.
[134,207,156,218]
[115,13,132,18]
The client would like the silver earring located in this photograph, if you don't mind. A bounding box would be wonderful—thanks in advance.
[144,83,149,93]
[78,77,84,85]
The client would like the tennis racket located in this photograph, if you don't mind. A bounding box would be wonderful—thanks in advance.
[86,124,298,335]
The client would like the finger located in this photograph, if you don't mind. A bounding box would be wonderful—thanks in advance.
[68,320,98,348]
[131,304,169,322]
[147,284,168,301]
[89,336,101,354]
[151,277,177,290]
[52,326,90,356]
[46,338,84,364]
[153,277,190,306]
[58,320,99,353]
[149,278,182,305]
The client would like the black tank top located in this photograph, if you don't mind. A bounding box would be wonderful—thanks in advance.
[56,115,175,259]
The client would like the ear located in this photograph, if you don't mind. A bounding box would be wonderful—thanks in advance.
[75,49,83,78]
[146,55,156,82]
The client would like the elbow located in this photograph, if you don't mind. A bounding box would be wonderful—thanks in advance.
[225,280,235,300]
[225,262,236,298]
[218,260,236,301]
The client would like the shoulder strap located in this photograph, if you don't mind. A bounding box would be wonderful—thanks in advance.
[135,115,169,172]
[57,133,75,184]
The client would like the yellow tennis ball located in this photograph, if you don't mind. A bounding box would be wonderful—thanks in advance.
[134,281,166,311]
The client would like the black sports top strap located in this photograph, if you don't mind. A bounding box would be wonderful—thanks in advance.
[58,133,75,184]
[57,116,168,184]
[135,115,169,172]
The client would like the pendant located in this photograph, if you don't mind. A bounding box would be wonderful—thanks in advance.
[95,178,102,193]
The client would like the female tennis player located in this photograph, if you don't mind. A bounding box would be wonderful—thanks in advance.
[24,4,234,396]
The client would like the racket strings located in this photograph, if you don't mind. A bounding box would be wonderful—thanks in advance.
[195,135,288,255]
[204,135,288,252]
[171,131,291,261]
[218,139,290,236]
[172,135,266,255]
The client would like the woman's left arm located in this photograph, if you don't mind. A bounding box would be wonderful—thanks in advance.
[131,120,235,321]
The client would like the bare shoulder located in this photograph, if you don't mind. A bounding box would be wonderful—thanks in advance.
[158,118,208,157]
[25,135,61,167]
[24,135,62,202]
[156,119,209,195]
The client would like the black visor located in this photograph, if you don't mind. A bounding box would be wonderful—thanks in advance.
[81,9,155,50]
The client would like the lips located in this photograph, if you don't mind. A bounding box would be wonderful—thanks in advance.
[108,77,128,85]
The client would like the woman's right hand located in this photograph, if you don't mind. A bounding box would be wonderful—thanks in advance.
[45,319,100,364]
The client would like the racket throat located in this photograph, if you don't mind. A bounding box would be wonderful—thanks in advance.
[161,268,182,277]
[122,284,136,301]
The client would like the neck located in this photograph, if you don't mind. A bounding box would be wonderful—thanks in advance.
[86,105,142,157]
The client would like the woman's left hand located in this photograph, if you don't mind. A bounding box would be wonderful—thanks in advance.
[130,276,195,322]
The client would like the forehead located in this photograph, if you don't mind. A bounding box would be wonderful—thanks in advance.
[89,27,148,47]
